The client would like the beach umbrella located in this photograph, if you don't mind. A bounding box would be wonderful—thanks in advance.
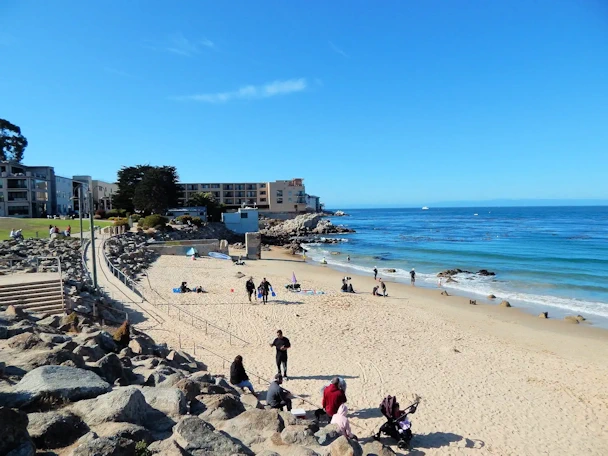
[186,247,198,256]
[292,272,297,284]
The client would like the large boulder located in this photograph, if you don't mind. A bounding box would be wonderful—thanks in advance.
[330,436,363,456]
[128,336,154,355]
[143,366,185,388]
[27,410,87,449]
[219,409,285,446]
[141,386,186,416]
[70,436,136,456]
[198,393,246,422]
[73,344,106,362]
[0,407,35,456]
[280,423,319,446]
[173,416,253,455]
[8,365,110,407]
[93,422,152,444]
[361,440,396,455]
[315,424,340,445]
[8,333,48,350]
[148,438,189,455]
[174,378,201,401]
[92,353,125,384]
[71,387,149,427]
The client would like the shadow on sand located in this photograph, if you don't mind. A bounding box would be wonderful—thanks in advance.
[405,432,485,455]
[287,374,360,381]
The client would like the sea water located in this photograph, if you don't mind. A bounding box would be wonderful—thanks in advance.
[303,206,608,327]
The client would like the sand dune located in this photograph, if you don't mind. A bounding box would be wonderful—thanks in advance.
[132,249,608,455]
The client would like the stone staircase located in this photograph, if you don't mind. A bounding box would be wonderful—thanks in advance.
[0,278,65,315]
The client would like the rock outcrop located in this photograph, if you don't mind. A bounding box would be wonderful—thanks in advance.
[260,213,355,247]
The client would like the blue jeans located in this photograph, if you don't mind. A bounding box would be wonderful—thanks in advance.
[236,380,255,393]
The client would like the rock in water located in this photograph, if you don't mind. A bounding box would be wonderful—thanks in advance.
[9,365,111,407]
[499,300,511,308]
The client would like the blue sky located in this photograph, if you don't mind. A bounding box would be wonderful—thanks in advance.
[2,0,607,208]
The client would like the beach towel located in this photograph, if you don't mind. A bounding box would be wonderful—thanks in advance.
[173,288,181,293]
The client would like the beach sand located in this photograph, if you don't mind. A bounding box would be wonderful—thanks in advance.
[134,248,608,455]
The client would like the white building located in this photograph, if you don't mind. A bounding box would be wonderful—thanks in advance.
[222,208,259,234]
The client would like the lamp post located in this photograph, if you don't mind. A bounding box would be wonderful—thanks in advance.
[88,191,98,291]
[78,185,84,246]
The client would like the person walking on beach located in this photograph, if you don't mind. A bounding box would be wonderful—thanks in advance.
[230,355,255,394]
[410,268,416,286]
[246,277,256,302]
[270,330,291,379]
[259,278,272,304]
[380,279,387,297]
[373,267,378,280]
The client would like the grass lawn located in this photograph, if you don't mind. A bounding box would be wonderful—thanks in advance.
[0,217,114,241]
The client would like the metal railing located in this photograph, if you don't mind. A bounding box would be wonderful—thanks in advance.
[34,256,65,313]
[81,239,93,287]
[100,232,248,346]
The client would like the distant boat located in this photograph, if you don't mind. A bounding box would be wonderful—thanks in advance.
[474,213,479,216]
[422,207,429,210]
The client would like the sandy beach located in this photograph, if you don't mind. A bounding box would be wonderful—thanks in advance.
[131,248,608,455]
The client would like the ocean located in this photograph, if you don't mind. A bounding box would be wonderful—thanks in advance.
[302,206,608,327]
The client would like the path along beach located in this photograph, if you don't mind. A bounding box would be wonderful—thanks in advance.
[133,248,608,455]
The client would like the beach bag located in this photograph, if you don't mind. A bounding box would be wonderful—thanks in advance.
[257,292,263,299]
[270,287,276,297]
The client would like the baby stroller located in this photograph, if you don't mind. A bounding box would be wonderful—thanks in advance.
[373,395,419,450]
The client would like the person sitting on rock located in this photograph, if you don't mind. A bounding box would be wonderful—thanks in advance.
[322,377,347,421]
[229,355,255,394]
[331,404,357,440]
[266,374,292,411]
[180,282,189,293]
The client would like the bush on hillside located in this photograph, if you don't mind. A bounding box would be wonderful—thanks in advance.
[141,214,168,229]
[130,214,141,223]
[113,218,129,227]
[191,216,203,226]
[107,209,127,218]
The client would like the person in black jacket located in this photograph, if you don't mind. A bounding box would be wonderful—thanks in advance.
[246,277,256,302]
[229,355,255,393]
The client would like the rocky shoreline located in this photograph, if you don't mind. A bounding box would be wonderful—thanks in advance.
[0,306,395,455]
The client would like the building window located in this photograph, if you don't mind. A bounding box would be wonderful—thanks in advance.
[201,184,210,189]
[187,184,198,191]
[8,205,29,216]
[236,191,245,197]
[288,191,292,196]
[241,212,249,219]
[7,179,28,189]
[225,199,234,205]
[259,183,266,188]
[8,191,28,201]
[260,198,267,202]
[288,198,292,202]
[277,198,283,204]
[276,190,283,197]
[260,190,266,196]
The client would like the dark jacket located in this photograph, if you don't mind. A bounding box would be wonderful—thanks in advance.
[260,281,272,293]
[266,381,288,408]
[322,383,347,416]
[230,361,249,385]
[246,280,255,292]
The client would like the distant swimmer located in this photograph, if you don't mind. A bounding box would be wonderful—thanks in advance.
[321,257,327,264]
[410,268,416,286]
[347,255,350,262]
[373,267,378,280]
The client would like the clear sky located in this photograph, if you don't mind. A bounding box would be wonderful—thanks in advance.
[2,0,607,208]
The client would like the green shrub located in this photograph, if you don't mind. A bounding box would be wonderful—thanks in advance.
[107,209,120,218]
[135,441,151,456]
[191,216,203,226]
[130,214,141,222]
[141,214,168,229]
[113,218,129,227]
[176,215,193,224]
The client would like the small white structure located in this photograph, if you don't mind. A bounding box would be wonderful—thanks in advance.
[222,208,259,234]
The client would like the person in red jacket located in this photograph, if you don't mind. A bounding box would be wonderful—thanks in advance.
[322,377,347,419]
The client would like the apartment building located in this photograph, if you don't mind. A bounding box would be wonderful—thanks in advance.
[176,178,307,213]
[73,176,116,212]
[55,176,73,215]
[0,162,54,218]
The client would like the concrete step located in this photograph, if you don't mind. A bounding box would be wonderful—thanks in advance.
[0,279,62,290]
[0,288,62,300]
[12,299,64,310]
[0,293,64,306]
